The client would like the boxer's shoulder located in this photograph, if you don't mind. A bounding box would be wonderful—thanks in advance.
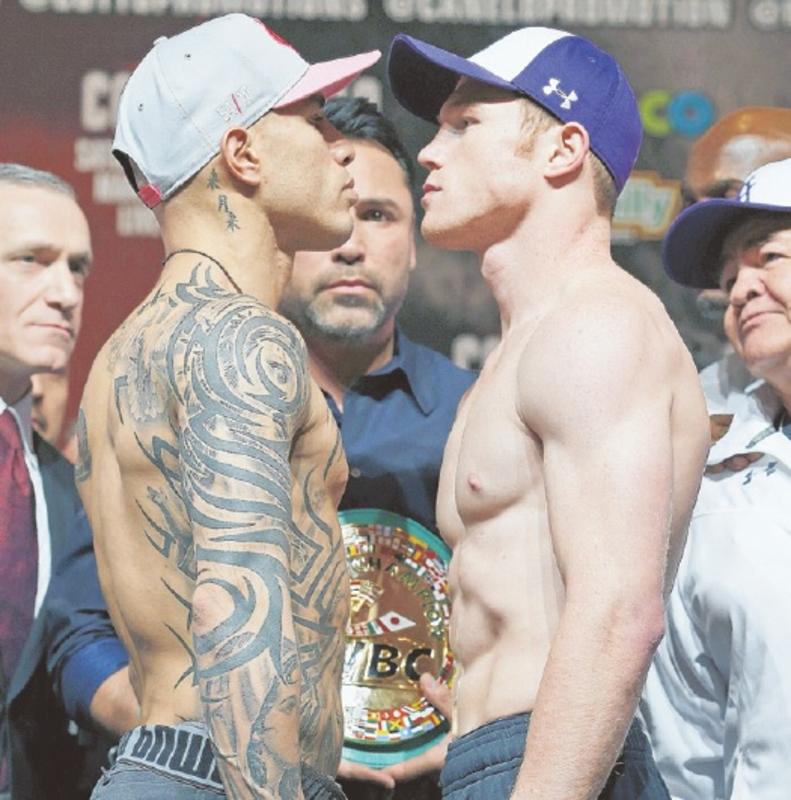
[524,287,662,373]
[516,286,675,431]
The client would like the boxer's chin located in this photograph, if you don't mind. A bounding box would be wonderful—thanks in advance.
[421,214,471,252]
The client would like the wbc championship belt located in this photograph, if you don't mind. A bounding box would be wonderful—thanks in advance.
[340,509,454,768]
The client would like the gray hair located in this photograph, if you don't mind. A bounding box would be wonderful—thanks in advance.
[0,163,75,198]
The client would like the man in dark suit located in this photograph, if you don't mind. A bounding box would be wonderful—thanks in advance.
[0,163,136,799]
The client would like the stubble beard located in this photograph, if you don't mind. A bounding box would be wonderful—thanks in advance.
[295,294,389,343]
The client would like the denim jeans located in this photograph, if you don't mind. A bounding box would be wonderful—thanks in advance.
[440,713,670,799]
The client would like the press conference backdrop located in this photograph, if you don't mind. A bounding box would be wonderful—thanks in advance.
[2,1,790,423]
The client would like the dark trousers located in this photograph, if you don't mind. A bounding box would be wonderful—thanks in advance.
[440,713,670,799]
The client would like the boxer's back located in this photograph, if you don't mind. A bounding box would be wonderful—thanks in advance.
[77,268,350,775]
[437,265,708,736]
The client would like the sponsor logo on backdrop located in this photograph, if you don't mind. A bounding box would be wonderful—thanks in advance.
[748,0,791,28]
[18,0,367,16]
[639,89,715,138]
[383,0,732,28]
[14,0,734,25]
[613,170,681,243]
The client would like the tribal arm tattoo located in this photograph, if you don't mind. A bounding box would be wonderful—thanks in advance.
[174,295,309,799]
[74,408,92,483]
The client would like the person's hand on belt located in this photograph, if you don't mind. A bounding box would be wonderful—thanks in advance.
[380,674,452,784]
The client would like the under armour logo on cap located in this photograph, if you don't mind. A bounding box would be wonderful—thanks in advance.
[738,174,757,203]
[542,78,578,110]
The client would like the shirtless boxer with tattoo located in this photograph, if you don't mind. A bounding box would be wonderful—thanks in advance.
[388,28,710,799]
[76,15,378,799]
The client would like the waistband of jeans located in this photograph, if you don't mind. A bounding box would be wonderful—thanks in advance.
[117,723,345,796]
[116,722,223,792]
[442,713,528,792]
[449,712,529,757]
[449,711,650,757]
[302,762,346,800]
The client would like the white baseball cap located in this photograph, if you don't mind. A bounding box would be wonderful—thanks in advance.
[113,14,380,208]
[663,157,791,288]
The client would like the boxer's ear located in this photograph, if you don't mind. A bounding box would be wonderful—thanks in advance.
[219,126,262,190]
[544,121,590,183]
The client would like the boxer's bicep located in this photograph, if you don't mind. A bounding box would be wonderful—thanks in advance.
[520,305,673,609]
[174,300,309,798]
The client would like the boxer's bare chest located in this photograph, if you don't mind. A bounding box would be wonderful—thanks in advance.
[438,339,544,548]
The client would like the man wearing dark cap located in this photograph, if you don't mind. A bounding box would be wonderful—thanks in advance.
[77,14,378,799]
[387,28,710,798]
[643,158,791,799]
[683,107,791,417]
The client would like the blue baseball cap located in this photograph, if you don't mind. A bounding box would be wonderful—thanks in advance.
[387,27,642,194]
[663,157,791,289]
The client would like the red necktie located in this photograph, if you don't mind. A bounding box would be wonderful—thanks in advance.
[0,408,38,688]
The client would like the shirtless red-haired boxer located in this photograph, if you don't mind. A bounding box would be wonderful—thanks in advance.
[387,27,709,799]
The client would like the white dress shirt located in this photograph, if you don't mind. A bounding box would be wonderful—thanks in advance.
[0,392,52,617]
[642,376,791,799]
